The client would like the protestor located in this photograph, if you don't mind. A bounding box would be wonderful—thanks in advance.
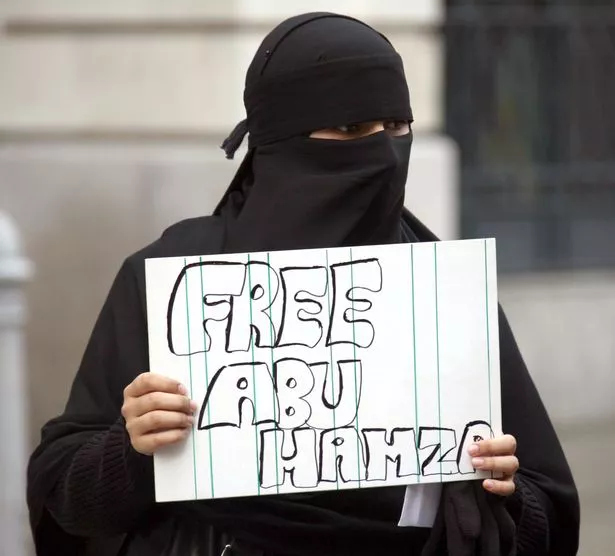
[27,12,580,556]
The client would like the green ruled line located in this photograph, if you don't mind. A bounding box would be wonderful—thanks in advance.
[199,257,215,498]
[410,245,421,481]
[266,252,280,494]
[433,244,443,481]
[246,255,261,496]
[484,240,493,427]
[484,240,494,480]
[325,250,339,490]
[183,258,198,499]
[349,248,362,487]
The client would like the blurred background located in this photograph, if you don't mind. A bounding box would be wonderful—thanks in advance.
[0,1,613,554]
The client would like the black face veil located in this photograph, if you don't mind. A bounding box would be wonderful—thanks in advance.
[215,12,414,253]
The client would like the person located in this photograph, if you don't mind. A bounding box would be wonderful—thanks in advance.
[27,12,580,556]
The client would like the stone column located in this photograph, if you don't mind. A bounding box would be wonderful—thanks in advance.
[0,211,33,556]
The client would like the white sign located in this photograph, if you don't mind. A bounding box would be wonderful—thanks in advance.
[145,239,501,503]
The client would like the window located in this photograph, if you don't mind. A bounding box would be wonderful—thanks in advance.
[445,0,615,271]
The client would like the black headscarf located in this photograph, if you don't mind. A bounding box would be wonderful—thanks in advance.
[216,12,413,253]
[27,12,579,556]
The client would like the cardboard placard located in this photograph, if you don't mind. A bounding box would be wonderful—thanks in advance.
[145,239,501,502]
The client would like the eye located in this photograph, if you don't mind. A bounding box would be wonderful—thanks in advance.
[309,122,385,141]
[334,124,363,135]
[384,120,410,136]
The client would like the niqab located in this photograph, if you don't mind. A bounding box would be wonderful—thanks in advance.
[217,12,413,253]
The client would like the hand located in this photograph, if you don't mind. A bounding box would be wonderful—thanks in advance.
[468,434,519,496]
[122,372,197,456]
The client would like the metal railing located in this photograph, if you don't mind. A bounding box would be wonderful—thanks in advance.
[444,3,615,272]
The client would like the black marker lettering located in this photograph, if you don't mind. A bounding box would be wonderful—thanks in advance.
[277,266,328,348]
[457,420,494,474]
[199,362,277,430]
[260,428,319,489]
[167,262,246,355]
[327,259,382,348]
[362,428,419,481]
[319,426,366,483]
[418,427,459,476]
[306,360,362,429]
[274,358,315,429]
[227,261,280,352]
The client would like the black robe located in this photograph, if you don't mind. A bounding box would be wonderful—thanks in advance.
[26,210,580,556]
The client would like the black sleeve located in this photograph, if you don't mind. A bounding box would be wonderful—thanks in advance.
[27,259,155,544]
[498,307,580,555]
[45,418,154,536]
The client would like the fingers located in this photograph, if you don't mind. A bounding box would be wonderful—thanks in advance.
[469,434,517,457]
[123,391,195,420]
[471,455,519,476]
[132,428,191,456]
[468,434,519,497]
[483,477,516,497]
[124,372,186,399]
[127,410,194,437]
[122,373,198,456]
[130,391,196,418]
